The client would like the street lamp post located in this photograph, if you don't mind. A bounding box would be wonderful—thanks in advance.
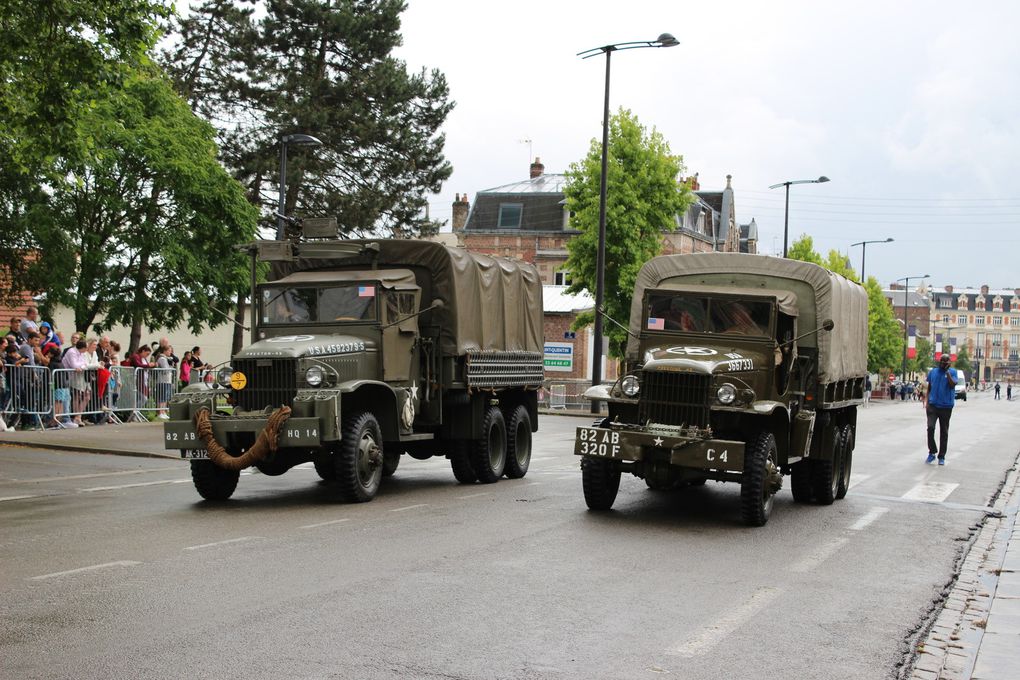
[277,133,323,240]
[897,274,929,380]
[768,176,830,257]
[850,237,894,282]
[578,33,678,414]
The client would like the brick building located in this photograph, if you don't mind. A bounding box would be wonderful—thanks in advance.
[929,285,1020,382]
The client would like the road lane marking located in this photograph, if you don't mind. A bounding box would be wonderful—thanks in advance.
[391,504,428,512]
[665,587,782,658]
[183,537,260,551]
[457,492,491,499]
[300,518,350,530]
[30,560,141,581]
[12,466,182,484]
[526,482,544,486]
[0,494,44,502]
[902,481,959,503]
[790,537,850,573]
[849,507,889,531]
[80,479,190,492]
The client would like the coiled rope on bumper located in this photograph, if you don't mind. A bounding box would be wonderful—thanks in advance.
[193,407,293,471]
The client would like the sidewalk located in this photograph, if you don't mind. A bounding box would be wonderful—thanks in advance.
[0,421,176,459]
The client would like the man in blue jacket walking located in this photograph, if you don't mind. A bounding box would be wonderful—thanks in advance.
[925,354,958,465]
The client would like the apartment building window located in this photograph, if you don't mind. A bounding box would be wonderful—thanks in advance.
[992,333,1002,346]
[976,297,985,311]
[975,315,985,326]
[994,316,1003,326]
[940,314,950,324]
[497,203,523,229]
[957,314,968,325]
[554,270,571,286]
[938,297,953,309]
[1012,334,1020,346]
[994,299,1003,311]
[1012,316,1020,326]
[1011,349,1019,361]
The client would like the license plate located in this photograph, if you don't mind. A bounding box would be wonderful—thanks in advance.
[575,427,623,458]
[181,449,209,460]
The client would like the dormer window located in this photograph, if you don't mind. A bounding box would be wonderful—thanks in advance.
[497,203,523,229]
[976,296,985,311]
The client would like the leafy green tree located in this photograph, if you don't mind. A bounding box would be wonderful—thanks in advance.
[0,0,169,302]
[787,236,902,373]
[29,70,258,349]
[908,336,934,375]
[563,108,695,357]
[162,0,453,238]
[954,345,973,375]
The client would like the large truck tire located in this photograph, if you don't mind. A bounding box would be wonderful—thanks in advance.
[811,427,842,506]
[190,459,240,501]
[382,450,401,477]
[503,405,532,479]
[835,424,854,500]
[581,456,621,510]
[336,411,384,503]
[740,431,779,527]
[448,442,477,484]
[471,406,507,483]
[790,461,813,503]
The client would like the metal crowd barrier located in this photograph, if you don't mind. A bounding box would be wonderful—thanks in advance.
[1,365,178,430]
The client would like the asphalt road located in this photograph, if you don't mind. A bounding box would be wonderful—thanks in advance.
[1,394,1017,680]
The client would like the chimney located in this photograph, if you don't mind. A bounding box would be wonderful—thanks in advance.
[944,285,954,294]
[452,193,470,231]
[981,284,990,296]
[686,172,700,191]
[529,157,544,179]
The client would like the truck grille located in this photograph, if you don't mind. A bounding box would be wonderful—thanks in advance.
[638,371,710,428]
[232,358,297,411]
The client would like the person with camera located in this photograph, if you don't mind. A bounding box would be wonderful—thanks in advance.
[925,354,958,466]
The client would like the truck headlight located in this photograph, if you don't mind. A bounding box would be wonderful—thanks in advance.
[217,367,233,387]
[717,383,737,404]
[305,366,324,387]
[621,375,641,397]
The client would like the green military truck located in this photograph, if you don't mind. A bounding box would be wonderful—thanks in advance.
[165,238,544,502]
[574,253,868,526]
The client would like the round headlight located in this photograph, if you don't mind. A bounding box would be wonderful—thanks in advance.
[217,367,233,386]
[305,365,324,387]
[620,375,641,397]
[717,383,737,404]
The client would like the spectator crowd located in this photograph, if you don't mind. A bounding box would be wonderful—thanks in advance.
[0,305,212,431]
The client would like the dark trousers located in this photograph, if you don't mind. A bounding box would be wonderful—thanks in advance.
[926,405,953,457]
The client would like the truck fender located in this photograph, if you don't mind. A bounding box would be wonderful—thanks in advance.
[339,380,401,441]
[748,401,791,462]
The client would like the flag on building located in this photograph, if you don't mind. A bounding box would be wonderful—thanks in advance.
[934,333,943,360]
[907,325,916,359]
[950,336,957,362]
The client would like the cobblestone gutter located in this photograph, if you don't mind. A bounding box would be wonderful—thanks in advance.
[902,454,1020,680]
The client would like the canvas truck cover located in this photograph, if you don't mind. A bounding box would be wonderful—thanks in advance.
[626,253,868,383]
[269,239,543,355]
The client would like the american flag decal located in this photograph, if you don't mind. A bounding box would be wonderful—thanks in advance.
[648,317,665,330]
[358,285,375,297]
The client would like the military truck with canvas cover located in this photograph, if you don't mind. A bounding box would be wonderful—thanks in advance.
[164,239,544,502]
[574,253,868,525]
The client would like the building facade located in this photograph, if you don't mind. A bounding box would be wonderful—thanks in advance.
[929,285,1020,382]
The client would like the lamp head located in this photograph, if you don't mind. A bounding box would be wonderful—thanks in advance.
[816,176,830,183]
[655,33,679,47]
[283,134,323,147]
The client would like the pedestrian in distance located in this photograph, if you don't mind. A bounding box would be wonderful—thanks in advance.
[994,382,1001,399]
[1008,382,1013,401]
[925,354,958,465]
[864,375,872,406]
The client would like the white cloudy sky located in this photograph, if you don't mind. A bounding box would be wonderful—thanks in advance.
[396,0,1020,290]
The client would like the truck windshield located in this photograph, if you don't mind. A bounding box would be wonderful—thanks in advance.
[647,294,773,336]
[261,284,378,324]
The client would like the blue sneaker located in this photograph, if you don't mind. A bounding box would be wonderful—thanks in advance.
[926,453,936,464]
[938,458,946,466]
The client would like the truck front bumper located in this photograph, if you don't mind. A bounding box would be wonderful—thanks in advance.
[163,389,339,455]
[574,425,746,472]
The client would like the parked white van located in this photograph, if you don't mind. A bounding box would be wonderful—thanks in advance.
[954,371,967,401]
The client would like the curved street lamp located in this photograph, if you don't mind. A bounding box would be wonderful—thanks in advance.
[277,133,323,240]
[769,176,830,257]
[897,274,930,379]
[850,237,894,282]
[578,33,679,414]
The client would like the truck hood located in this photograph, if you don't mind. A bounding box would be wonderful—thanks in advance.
[643,343,771,375]
[234,334,375,360]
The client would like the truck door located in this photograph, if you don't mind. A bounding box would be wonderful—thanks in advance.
[382,288,421,382]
